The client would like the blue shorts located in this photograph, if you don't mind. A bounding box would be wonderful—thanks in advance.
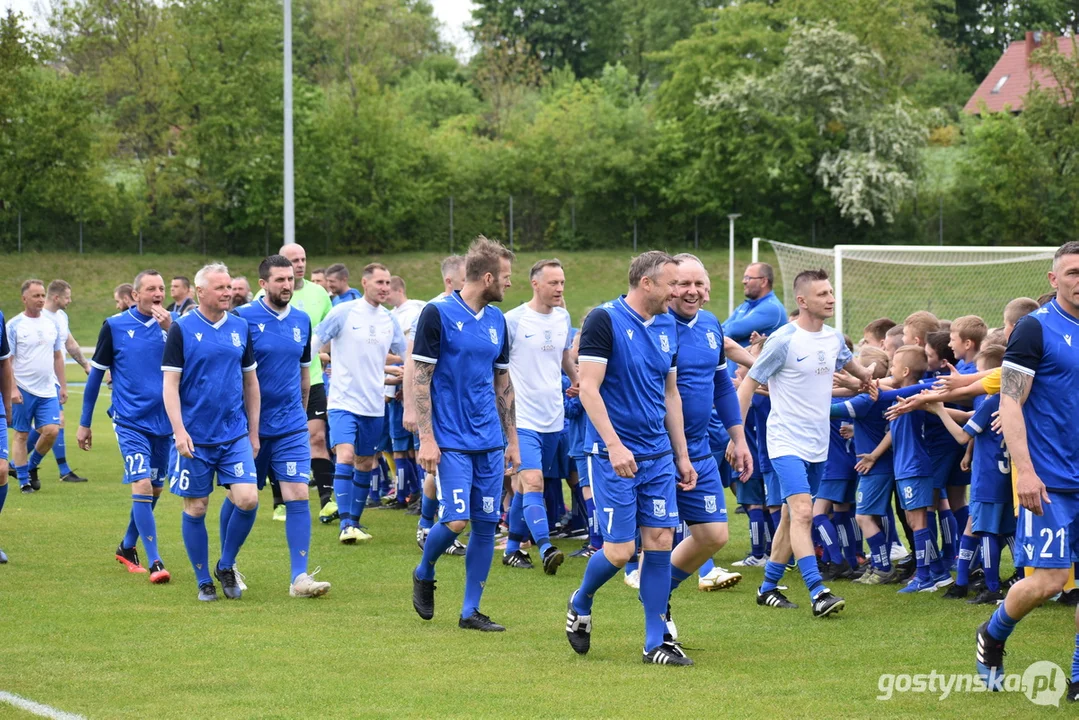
[519,429,561,473]
[573,457,588,486]
[387,400,414,452]
[763,470,783,507]
[435,449,505,523]
[255,431,312,489]
[972,500,1016,536]
[712,452,731,489]
[930,449,967,490]
[586,453,678,543]
[771,455,825,500]
[546,434,570,480]
[11,390,61,433]
[678,456,728,525]
[169,436,257,498]
[376,405,392,453]
[0,414,7,461]
[856,473,895,516]
[328,410,384,456]
[897,475,933,511]
[818,476,857,505]
[734,474,766,506]
[1016,491,1079,569]
[113,424,171,487]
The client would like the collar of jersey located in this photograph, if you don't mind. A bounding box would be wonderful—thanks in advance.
[450,290,485,320]
[1049,299,1079,327]
[257,297,292,321]
[126,308,157,327]
[617,296,654,327]
[192,308,229,330]
[670,309,700,328]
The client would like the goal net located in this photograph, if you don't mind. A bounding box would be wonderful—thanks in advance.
[752,239,1058,336]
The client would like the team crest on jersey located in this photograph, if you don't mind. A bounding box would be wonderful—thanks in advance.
[542,329,555,351]
[489,327,498,344]
[818,350,826,362]
[195,332,203,342]
[659,333,670,353]
[258,323,265,332]
[706,331,717,349]
[653,499,666,518]
[233,462,245,477]
[150,468,159,481]
[293,327,301,342]
[286,462,297,476]
[704,495,717,513]
[231,331,241,347]
[127,329,135,339]
[482,496,495,514]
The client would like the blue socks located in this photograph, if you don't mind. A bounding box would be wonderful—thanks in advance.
[698,557,715,579]
[913,528,931,581]
[219,496,236,546]
[506,492,526,554]
[419,494,438,531]
[834,510,861,566]
[584,496,602,549]
[813,514,844,565]
[939,508,957,561]
[54,429,71,475]
[987,604,1018,642]
[219,503,257,570]
[670,564,692,592]
[333,463,353,530]
[122,507,140,550]
[28,449,45,470]
[748,508,766,558]
[14,464,28,487]
[574,549,621,614]
[797,555,826,600]
[284,500,310,582]
[417,522,459,580]
[954,505,969,538]
[131,494,160,564]
[182,512,212,585]
[640,550,672,652]
[759,560,786,593]
[957,533,978,587]
[982,534,1002,592]
[522,491,551,554]
[351,469,372,527]
[462,520,496,618]
[866,531,892,572]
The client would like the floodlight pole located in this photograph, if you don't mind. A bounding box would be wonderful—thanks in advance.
[282,0,295,245]
[727,214,740,318]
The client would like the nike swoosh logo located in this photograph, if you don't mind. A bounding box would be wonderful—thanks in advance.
[525,334,535,338]
[314,411,326,417]
[351,326,362,330]
[796,355,809,362]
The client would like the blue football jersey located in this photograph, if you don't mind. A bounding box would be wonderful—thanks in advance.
[0,311,9,419]
[824,411,857,481]
[889,407,931,480]
[235,299,312,439]
[671,309,738,460]
[412,291,510,453]
[90,309,171,436]
[1002,300,1079,492]
[579,296,677,460]
[708,409,730,455]
[834,393,893,471]
[964,394,1011,503]
[161,309,258,446]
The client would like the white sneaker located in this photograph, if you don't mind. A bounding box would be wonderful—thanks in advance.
[290,567,331,598]
[232,565,248,592]
[624,568,640,589]
[731,554,768,567]
[698,566,742,591]
[339,526,369,544]
[417,526,428,550]
[666,616,679,642]
[890,543,908,562]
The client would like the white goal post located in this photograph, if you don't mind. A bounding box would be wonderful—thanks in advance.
[749,238,1059,335]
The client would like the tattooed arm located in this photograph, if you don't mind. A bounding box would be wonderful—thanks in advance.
[999,364,1047,513]
[66,333,90,374]
[495,368,520,473]
[414,360,440,474]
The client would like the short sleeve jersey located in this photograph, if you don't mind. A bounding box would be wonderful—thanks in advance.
[1001,301,1079,492]
[315,297,405,418]
[161,309,257,446]
[42,307,70,345]
[579,297,677,460]
[964,394,1011,503]
[90,309,171,436]
[889,406,931,480]
[412,291,510,453]
[748,322,852,463]
[505,303,573,433]
[7,312,63,398]
[235,299,312,438]
[259,279,332,386]
[837,393,896,471]
[392,299,427,342]
[670,308,734,461]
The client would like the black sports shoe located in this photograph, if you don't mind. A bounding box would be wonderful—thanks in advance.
[968,588,1004,605]
[20,484,35,494]
[412,568,436,620]
[214,564,242,599]
[542,546,565,575]
[811,591,845,618]
[502,550,533,569]
[942,583,969,600]
[1058,589,1079,606]
[757,588,798,609]
[976,621,1007,690]
[1067,679,1079,703]
[197,582,219,602]
[895,555,916,582]
[968,567,985,584]
[822,560,853,581]
[1002,570,1022,590]
[115,543,144,573]
[566,594,592,654]
[29,468,41,491]
[459,611,505,632]
[643,641,693,666]
[60,470,87,483]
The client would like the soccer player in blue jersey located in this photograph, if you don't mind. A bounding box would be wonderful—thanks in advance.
[976,243,1079,695]
[663,255,750,640]
[77,270,174,583]
[315,263,406,545]
[564,251,698,666]
[162,263,261,602]
[325,264,362,306]
[733,269,874,618]
[411,237,520,632]
[237,255,331,598]
[0,310,12,563]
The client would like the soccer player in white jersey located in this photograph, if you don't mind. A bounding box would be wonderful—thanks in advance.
[7,280,64,494]
[315,263,406,544]
[732,269,875,618]
[386,276,426,507]
[502,259,579,574]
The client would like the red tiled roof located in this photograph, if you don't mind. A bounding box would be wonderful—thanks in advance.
[964,33,1076,115]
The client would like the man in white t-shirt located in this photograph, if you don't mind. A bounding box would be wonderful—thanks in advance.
[732,269,875,618]
[314,263,405,544]
[7,280,65,493]
[384,276,427,507]
[501,259,579,575]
